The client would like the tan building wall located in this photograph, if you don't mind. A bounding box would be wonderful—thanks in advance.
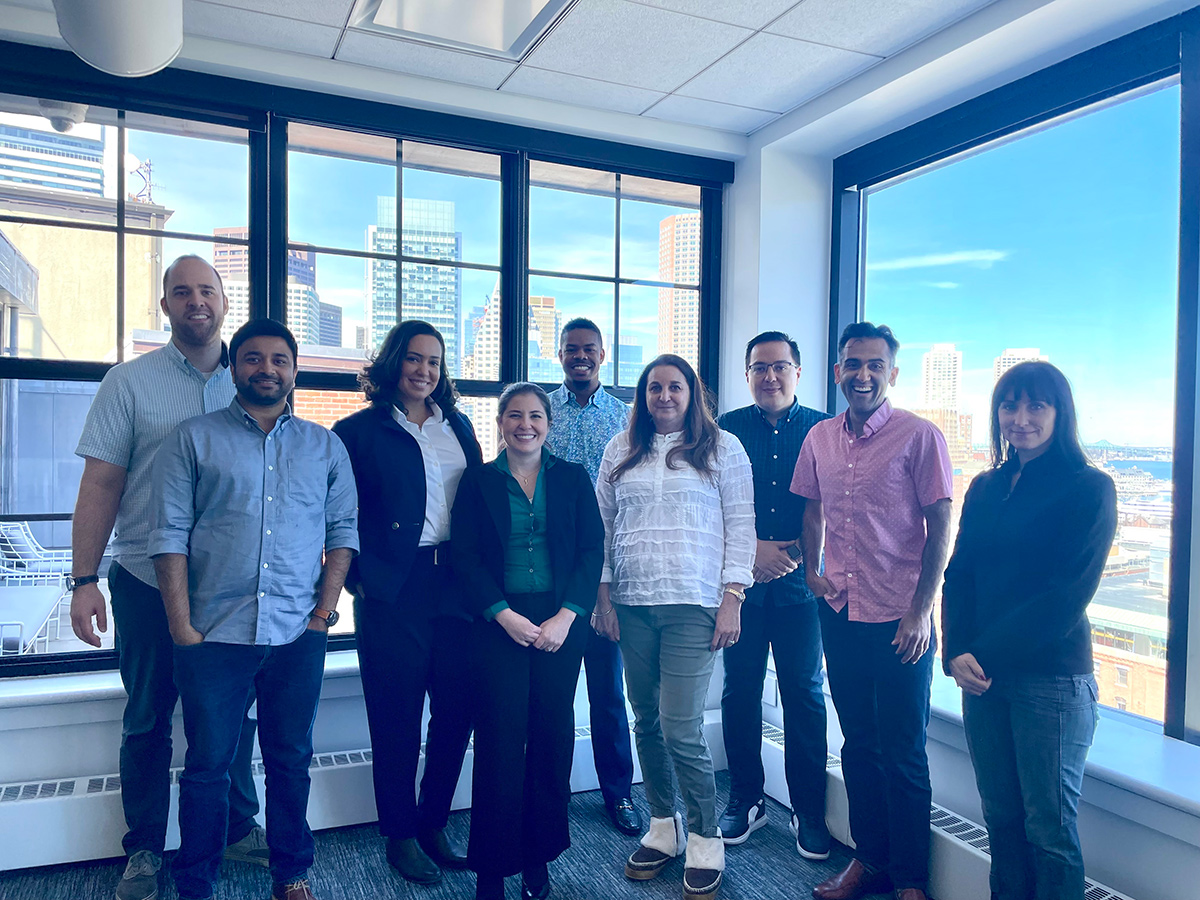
[1093,643,1166,721]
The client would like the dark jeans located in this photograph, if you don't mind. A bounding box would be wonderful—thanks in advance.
[108,562,260,857]
[963,674,1099,900]
[354,553,473,840]
[722,596,827,818]
[172,628,327,900]
[468,592,586,876]
[582,628,635,807]
[820,602,934,891]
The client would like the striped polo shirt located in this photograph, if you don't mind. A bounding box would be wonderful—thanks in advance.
[75,340,236,587]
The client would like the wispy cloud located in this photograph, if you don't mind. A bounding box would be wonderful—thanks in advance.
[923,281,960,289]
[868,250,1009,271]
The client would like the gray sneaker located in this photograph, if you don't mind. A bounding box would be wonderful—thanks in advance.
[224,824,270,867]
[114,850,161,900]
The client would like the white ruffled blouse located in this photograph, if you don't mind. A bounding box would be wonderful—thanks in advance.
[596,429,756,608]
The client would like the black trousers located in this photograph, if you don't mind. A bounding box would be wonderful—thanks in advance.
[820,602,935,891]
[354,553,473,840]
[468,593,587,877]
[721,596,827,818]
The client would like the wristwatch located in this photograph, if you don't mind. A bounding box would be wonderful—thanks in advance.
[309,608,340,628]
[723,587,747,603]
[67,574,100,592]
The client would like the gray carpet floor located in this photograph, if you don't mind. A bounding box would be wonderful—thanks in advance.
[0,774,893,900]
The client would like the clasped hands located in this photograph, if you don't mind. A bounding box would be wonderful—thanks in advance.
[496,606,575,652]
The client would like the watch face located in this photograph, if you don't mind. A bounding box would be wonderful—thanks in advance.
[324,609,340,628]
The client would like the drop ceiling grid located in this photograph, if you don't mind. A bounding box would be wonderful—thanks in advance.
[2,0,1004,136]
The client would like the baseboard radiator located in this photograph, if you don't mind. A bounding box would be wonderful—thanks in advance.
[0,716,1135,900]
[758,723,1137,900]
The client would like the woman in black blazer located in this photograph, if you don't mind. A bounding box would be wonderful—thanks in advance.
[332,320,483,885]
[451,382,604,900]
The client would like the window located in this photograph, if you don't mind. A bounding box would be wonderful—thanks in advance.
[287,126,501,378]
[856,83,1179,724]
[528,161,702,387]
[0,72,727,676]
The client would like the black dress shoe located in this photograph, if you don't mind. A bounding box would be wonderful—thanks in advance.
[609,798,642,835]
[522,862,550,900]
[418,828,468,869]
[386,837,442,885]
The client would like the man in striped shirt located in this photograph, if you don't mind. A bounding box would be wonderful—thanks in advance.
[71,256,266,900]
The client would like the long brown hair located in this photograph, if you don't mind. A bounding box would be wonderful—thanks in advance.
[610,354,719,482]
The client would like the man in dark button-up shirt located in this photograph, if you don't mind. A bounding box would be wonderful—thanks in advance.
[149,319,358,900]
[716,331,832,860]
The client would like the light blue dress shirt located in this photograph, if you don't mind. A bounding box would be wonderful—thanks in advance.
[148,399,359,646]
[545,384,630,486]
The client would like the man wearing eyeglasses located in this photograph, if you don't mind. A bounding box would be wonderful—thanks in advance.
[715,332,832,860]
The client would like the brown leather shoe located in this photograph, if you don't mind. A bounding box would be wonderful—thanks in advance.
[812,859,892,900]
[894,890,928,900]
[270,878,316,900]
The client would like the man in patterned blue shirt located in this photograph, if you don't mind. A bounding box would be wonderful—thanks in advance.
[544,317,640,836]
[716,331,833,862]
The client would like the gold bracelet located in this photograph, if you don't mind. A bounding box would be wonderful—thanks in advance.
[723,587,747,603]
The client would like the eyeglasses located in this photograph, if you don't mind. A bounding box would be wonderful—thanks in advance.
[747,362,798,377]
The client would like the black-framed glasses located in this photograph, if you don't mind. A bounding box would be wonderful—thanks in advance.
[747,362,798,377]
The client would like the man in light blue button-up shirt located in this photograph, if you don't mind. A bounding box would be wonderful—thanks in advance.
[148,320,358,900]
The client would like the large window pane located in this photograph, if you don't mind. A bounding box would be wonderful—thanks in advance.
[288,124,396,252]
[125,113,248,238]
[0,92,118,227]
[402,141,500,268]
[527,275,614,384]
[620,177,701,285]
[2,222,117,360]
[0,379,98,656]
[861,83,1179,722]
[529,160,615,277]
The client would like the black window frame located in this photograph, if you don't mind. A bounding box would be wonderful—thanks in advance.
[0,38,732,677]
[826,10,1197,742]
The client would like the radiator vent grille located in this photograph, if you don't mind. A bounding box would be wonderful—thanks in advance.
[760,722,841,769]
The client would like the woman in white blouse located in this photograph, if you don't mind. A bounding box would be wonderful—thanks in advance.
[594,354,755,900]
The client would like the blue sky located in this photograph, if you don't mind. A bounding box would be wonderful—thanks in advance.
[134,130,693,361]
[863,82,1180,448]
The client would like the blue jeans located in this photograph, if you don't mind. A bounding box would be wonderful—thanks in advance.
[583,628,635,808]
[172,628,327,900]
[108,563,260,856]
[721,596,827,819]
[963,673,1099,900]
[819,602,934,891]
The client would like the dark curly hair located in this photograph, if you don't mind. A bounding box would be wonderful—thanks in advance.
[359,320,457,411]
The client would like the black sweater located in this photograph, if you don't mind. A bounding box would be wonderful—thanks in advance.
[941,447,1117,677]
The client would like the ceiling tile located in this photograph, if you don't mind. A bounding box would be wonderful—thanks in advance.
[767,0,995,57]
[523,0,751,93]
[643,94,778,133]
[193,0,356,29]
[628,0,799,29]
[184,1,341,57]
[501,67,665,115]
[336,31,516,89]
[3,0,53,10]
[676,31,876,113]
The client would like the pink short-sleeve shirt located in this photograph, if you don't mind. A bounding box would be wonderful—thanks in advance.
[790,400,953,623]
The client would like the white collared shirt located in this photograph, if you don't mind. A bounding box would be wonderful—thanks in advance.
[391,401,468,546]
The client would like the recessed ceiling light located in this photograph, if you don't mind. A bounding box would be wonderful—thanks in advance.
[349,0,576,60]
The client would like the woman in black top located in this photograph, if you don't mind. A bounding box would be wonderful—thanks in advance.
[451,383,604,900]
[332,321,483,884]
[942,361,1116,900]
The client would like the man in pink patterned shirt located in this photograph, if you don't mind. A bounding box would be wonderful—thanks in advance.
[791,323,952,900]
